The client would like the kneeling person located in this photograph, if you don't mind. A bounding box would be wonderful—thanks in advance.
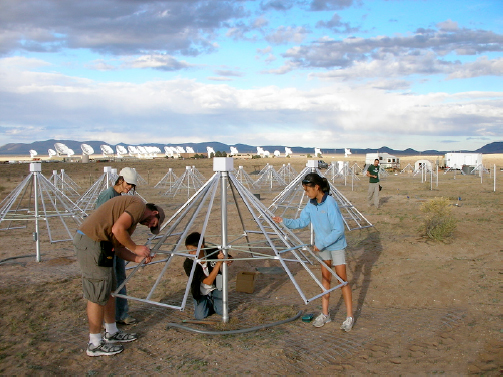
[183,232,232,320]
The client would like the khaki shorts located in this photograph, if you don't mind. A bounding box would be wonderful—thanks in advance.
[73,232,116,306]
[317,248,346,265]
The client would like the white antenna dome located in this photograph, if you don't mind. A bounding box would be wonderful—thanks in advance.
[81,144,94,155]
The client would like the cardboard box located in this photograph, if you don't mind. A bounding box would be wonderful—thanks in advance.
[235,271,258,293]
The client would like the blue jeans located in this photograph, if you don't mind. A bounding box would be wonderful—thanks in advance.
[114,256,129,322]
[193,289,223,320]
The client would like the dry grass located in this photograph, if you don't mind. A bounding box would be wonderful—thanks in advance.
[420,197,458,241]
[0,153,502,374]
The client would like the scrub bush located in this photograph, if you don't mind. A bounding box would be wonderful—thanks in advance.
[419,197,457,241]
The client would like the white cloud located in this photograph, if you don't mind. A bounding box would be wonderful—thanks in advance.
[207,77,233,81]
[1,58,501,150]
[446,57,503,79]
[437,19,459,32]
[122,54,193,71]
[0,1,501,152]
[265,26,309,45]
[257,46,272,54]
[0,0,248,56]
[85,59,118,71]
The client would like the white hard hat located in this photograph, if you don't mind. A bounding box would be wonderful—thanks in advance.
[119,167,137,185]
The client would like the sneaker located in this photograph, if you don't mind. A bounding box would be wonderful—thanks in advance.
[312,313,331,328]
[87,340,123,357]
[340,316,354,332]
[117,315,138,325]
[104,330,138,343]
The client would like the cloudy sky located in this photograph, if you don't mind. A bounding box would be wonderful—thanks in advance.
[1,0,502,152]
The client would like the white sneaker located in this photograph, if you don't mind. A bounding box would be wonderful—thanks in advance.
[87,341,123,357]
[312,313,331,328]
[340,316,354,332]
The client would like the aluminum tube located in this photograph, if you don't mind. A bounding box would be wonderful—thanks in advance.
[33,172,40,262]
[220,171,229,323]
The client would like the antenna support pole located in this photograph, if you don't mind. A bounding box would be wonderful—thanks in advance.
[220,170,229,323]
[31,163,42,262]
[214,157,234,323]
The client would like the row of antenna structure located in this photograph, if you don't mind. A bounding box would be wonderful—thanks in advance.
[34,143,78,158]
[29,144,163,159]
[100,145,162,159]
[29,143,353,159]
[255,147,351,158]
[204,146,297,158]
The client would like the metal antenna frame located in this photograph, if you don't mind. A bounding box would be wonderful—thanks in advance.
[326,161,360,187]
[254,164,287,190]
[269,162,372,231]
[400,163,414,174]
[234,165,258,190]
[114,158,348,320]
[190,166,206,182]
[413,163,437,181]
[75,166,114,212]
[278,163,298,184]
[0,162,86,261]
[470,164,490,175]
[154,168,178,189]
[167,166,204,198]
[49,169,81,198]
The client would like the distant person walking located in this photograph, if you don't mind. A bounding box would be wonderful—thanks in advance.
[272,173,353,331]
[95,167,139,326]
[366,158,380,208]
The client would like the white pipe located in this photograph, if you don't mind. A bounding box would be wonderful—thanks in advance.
[34,171,41,262]
[220,171,229,323]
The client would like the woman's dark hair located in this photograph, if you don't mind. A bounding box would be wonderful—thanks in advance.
[114,176,136,193]
[185,232,204,247]
[301,173,330,194]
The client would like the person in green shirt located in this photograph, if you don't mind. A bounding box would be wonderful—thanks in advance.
[95,167,137,208]
[366,159,380,208]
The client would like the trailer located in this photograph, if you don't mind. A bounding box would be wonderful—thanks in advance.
[365,152,400,169]
[444,153,482,169]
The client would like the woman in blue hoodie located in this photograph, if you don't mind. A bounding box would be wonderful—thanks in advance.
[273,173,353,331]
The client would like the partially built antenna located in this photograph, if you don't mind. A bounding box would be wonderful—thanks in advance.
[114,157,348,322]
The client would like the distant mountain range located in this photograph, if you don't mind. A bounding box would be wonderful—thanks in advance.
[0,139,502,156]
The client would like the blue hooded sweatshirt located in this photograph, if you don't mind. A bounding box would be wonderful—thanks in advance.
[282,193,347,251]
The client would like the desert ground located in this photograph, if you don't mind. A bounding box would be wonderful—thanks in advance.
[0,153,501,375]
